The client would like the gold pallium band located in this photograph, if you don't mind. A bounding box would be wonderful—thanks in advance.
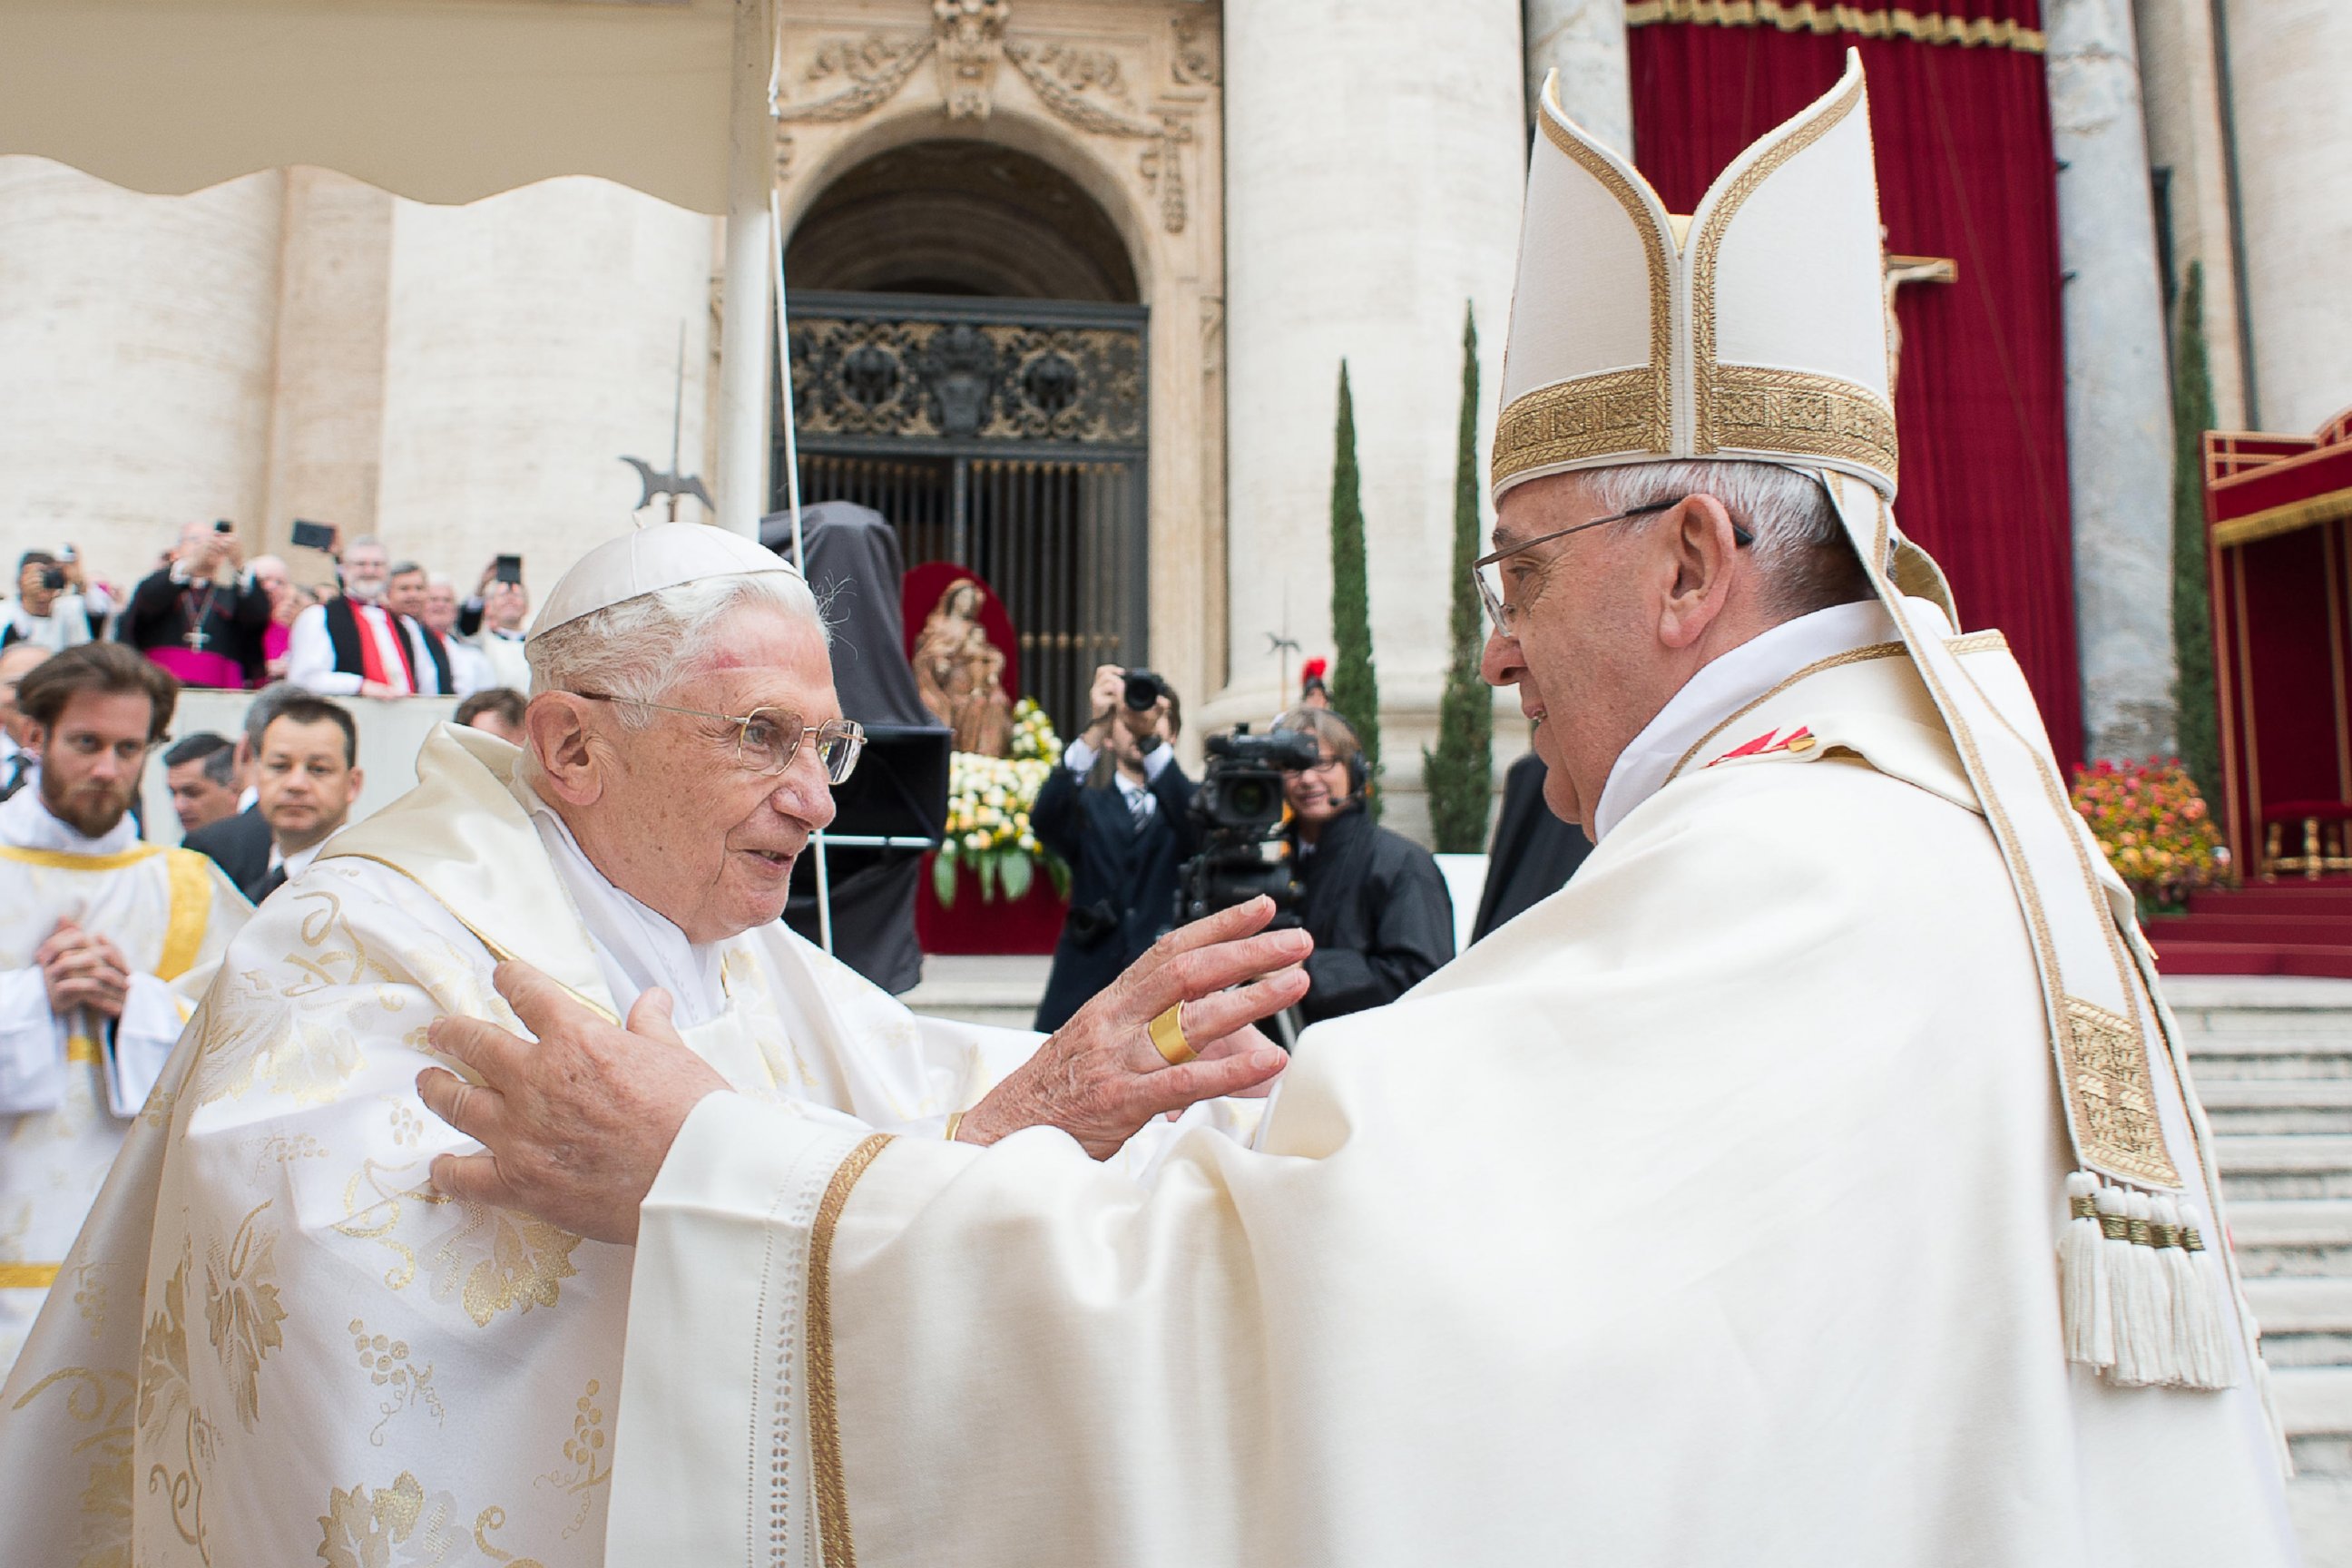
[1149,1004,1197,1066]
[0,1263,62,1289]
[1624,0,2047,54]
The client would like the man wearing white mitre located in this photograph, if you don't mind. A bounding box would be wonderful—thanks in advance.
[403,56,2300,1567]
[0,523,1305,1565]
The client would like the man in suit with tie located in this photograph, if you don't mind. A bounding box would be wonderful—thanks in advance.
[0,642,49,801]
[181,682,306,888]
[249,695,362,902]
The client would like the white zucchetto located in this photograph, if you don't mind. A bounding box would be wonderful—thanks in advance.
[530,522,801,642]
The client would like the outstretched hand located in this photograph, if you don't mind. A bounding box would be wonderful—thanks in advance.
[955,897,1310,1157]
[417,962,725,1246]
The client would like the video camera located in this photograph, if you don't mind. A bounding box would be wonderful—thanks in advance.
[1174,723,1321,928]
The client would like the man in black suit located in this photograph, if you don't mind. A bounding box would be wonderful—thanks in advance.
[245,695,363,902]
[1031,666,1195,1032]
[181,683,306,890]
[1470,745,1592,944]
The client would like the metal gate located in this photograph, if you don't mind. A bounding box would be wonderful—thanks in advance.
[779,292,1149,740]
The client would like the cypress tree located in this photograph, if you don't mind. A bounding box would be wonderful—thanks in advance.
[2171,261,2221,801]
[1328,361,1381,816]
[1424,304,1494,852]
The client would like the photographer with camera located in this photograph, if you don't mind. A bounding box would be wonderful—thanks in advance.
[1031,664,1195,1032]
[5,549,113,653]
[1272,706,1454,1024]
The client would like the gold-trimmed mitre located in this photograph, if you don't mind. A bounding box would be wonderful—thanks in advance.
[1493,51,1896,503]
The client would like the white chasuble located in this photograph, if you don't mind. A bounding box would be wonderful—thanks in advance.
[608,637,2298,1568]
[0,792,249,1377]
[0,726,1242,1567]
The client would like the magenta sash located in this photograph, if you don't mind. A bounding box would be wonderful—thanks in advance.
[145,646,246,691]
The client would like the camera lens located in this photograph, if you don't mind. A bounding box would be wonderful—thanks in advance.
[41,567,67,591]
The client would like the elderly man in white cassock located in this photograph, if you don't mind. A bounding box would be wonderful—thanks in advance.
[380,55,2300,1567]
[0,525,1303,1565]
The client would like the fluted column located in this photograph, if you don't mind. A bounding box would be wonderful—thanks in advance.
[2225,0,2352,434]
[1220,0,1525,838]
[1524,0,1632,155]
[0,157,283,593]
[2046,0,2178,760]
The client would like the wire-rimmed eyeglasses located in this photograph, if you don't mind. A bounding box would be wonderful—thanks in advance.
[573,691,865,784]
[1472,498,1754,636]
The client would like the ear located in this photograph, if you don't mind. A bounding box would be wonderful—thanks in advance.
[1653,494,1744,651]
[524,693,605,808]
[347,767,366,797]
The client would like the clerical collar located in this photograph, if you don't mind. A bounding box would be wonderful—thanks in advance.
[1591,597,1936,842]
[516,784,727,1028]
[0,781,140,856]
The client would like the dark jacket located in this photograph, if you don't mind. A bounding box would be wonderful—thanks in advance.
[1470,751,1592,944]
[117,566,271,682]
[1031,752,1195,1032]
[1291,802,1455,1024]
[182,804,273,898]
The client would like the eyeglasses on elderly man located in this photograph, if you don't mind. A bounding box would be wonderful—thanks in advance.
[1472,497,1756,638]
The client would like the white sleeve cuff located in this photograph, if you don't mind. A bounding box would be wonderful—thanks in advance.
[1139,741,1175,782]
[1063,737,1098,774]
[106,973,186,1118]
[0,967,64,1114]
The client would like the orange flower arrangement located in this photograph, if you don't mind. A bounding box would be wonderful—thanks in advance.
[2069,758,2231,914]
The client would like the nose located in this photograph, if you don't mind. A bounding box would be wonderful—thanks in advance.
[767,747,838,833]
[1479,626,1524,689]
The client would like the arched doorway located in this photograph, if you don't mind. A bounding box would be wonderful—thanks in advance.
[781,139,1149,738]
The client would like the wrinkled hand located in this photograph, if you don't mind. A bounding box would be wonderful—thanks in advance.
[956,897,1309,1157]
[416,962,727,1246]
[37,920,131,1020]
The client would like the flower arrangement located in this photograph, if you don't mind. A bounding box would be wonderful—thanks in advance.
[934,698,1073,906]
[2069,758,2231,915]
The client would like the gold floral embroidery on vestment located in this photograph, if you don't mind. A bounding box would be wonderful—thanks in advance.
[351,1318,446,1448]
[137,1248,219,1561]
[2060,996,2179,1188]
[534,1376,612,1538]
[337,1158,439,1292]
[423,1202,581,1328]
[6,1363,136,1568]
[202,1200,287,1431]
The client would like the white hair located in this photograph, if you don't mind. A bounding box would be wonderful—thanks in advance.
[524,571,825,723]
[1576,459,1873,616]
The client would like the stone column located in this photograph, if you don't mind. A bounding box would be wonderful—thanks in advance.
[1524,0,1632,156]
[2046,0,2179,760]
[373,179,714,593]
[262,168,396,580]
[0,157,284,593]
[1220,0,1525,838]
[2224,0,2352,434]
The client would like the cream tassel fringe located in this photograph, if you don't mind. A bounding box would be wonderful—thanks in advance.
[2062,1173,2238,1390]
[2060,1171,2112,1369]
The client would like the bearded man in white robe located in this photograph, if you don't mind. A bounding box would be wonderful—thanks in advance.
[407,57,2298,1567]
[0,525,1301,1567]
[0,644,249,1377]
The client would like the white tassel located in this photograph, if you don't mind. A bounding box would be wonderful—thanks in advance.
[2161,1198,2239,1390]
[2059,1171,2113,1368]
[2097,1183,2150,1384]
[2127,1191,2179,1385]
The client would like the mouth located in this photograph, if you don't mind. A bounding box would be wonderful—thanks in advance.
[1524,703,1547,730]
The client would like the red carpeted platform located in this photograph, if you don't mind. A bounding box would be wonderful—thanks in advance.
[2145,881,2352,979]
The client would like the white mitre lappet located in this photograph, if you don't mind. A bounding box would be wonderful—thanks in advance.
[1499,53,2264,1406]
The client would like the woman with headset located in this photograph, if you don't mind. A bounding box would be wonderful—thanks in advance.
[1272,707,1455,1024]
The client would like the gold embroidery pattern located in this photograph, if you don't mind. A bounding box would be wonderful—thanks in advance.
[1625,0,2046,53]
[137,1249,218,1562]
[201,1200,287,1431]
[1493,368,1671,484]
[351,1318,445,1447]
[810,1133,895,1568]
[1711,364,1897,482]
[7,1364,136,1568]
[1494,92,1673,493]
[1668,641,1907,781]
[1688,69,1867,462]
[533,1377,612,1539]
[2063,997,2174,1184]
[315,1472,550,1567]
[337,1158,437,1292]
[423,1202,582,1328]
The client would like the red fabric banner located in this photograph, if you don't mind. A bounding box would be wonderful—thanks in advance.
[1629,2,2084,764]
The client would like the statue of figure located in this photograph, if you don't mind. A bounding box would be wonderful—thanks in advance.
[914,578,1015,755]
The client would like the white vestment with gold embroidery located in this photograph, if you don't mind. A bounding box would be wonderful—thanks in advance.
[0,725,1250,1567]
[0,789,248,1377]
[602,626,2298,1568]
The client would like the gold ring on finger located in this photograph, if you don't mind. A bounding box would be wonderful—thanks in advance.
[1149,1004,1197,1066]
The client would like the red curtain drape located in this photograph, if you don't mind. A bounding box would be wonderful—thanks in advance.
[1629,1,2083,765]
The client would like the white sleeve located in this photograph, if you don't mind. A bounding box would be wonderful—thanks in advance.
[0,965,67,1114]
[285,604,360,694]
[1063,737,1099,774]
[1138,740,1176,782]
[104,972,187,1118]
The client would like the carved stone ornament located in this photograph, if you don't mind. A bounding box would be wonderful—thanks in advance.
[771,9,1206,235]
[934,0,1012,120]
[791,309,1145,448]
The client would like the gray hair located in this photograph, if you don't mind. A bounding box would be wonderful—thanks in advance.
[241,681,308,752]
[387,560,425,581]
[525,572,825,723]
[1577,460,1873,617]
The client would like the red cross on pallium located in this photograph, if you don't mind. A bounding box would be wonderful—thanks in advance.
[1706,726,1814,768]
